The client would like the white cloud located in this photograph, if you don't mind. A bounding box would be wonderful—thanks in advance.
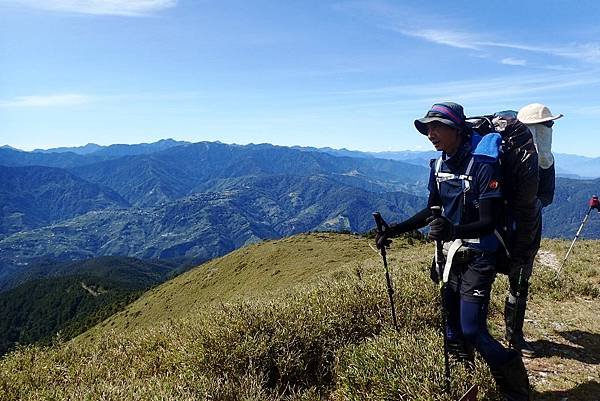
[2,0,177,16]
[479,41,600,64]
[0,94,91,107]
[501,57,527,66]
[336,1,600,65]
[396,29,600,65]
[330,71,600,110]
[391,27,480,50]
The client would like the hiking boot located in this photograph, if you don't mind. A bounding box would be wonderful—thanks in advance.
[510,334,535,358]
[447,338,475,369]
[504,297,536,357]
[490,350,530,401]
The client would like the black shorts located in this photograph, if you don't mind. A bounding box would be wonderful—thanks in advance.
[447,251,497,303]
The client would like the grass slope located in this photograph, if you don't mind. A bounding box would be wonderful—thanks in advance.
[84,233,376,336]
[1,233,598,400]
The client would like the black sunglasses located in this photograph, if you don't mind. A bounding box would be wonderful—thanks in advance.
[541,120,554,128]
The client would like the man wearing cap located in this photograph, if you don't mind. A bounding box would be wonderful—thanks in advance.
[501,104,563,357]
[376,102,530,401]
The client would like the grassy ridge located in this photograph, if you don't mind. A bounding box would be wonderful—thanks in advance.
[1,234,598,400]
[83,233,377,337]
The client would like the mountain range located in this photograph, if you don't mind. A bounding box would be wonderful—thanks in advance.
[0,141,428,286]
[12,139,600,178]
[1,139,599,290]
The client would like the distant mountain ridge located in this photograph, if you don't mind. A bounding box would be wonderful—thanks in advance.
[69,142,428,206]
[31,138,188,156]
[5,139,599,178]
[554,153,600,179]
[0,139,190,169]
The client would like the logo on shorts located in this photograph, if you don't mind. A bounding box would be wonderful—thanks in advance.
[488,179,499,189]
[472,289,486,297]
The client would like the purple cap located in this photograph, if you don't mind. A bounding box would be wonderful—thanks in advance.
[415,102,467,135]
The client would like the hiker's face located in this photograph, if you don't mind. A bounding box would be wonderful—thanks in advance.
[426,122,461,154]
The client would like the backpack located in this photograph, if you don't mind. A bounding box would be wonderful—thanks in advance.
[466,111,542,274]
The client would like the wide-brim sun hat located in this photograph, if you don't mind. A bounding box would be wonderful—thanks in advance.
[517,103,563,124]
[415,102,467,135]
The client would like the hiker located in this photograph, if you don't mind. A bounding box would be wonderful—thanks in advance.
[518,103,561,208]
[499,103,563,357]
[376,102,530,401]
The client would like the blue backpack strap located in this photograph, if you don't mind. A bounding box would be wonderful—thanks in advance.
[462,157,475,193]
[435,155,475,220]
[435,156,474,194]
[434,156,444,195]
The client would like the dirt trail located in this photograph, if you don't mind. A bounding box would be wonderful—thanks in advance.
[525,296,599,400]
[536,250,561,272]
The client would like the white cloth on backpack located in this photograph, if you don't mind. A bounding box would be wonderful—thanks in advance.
[527,124,554,169]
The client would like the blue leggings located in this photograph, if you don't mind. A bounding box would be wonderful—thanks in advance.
[444,286,510,368]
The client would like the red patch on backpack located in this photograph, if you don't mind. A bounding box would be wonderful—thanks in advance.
[488,180,499,189]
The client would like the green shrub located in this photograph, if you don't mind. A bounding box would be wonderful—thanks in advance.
[333,330,501,401]
[193,265,438,393]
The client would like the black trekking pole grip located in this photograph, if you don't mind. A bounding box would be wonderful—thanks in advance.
[372,212,389,232]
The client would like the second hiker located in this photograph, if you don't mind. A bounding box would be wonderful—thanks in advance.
[501,103,563,357]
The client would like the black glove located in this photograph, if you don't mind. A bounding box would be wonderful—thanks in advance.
[375,223,400,249]
[375,230,392,249]
[428,216,456,242]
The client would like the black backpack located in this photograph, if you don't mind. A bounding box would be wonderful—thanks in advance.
[467,111,542,273]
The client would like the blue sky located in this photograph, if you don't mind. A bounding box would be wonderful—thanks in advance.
[1,0,599,156]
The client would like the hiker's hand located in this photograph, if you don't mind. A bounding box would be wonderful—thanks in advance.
[375,223,402,249]
[375,230,392,249]
[428,216,455,241]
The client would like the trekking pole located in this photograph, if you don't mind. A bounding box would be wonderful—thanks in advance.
[372,212,399,332]
[509,264,525,350]
[556,195,600,280]
[431,206,451,394]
